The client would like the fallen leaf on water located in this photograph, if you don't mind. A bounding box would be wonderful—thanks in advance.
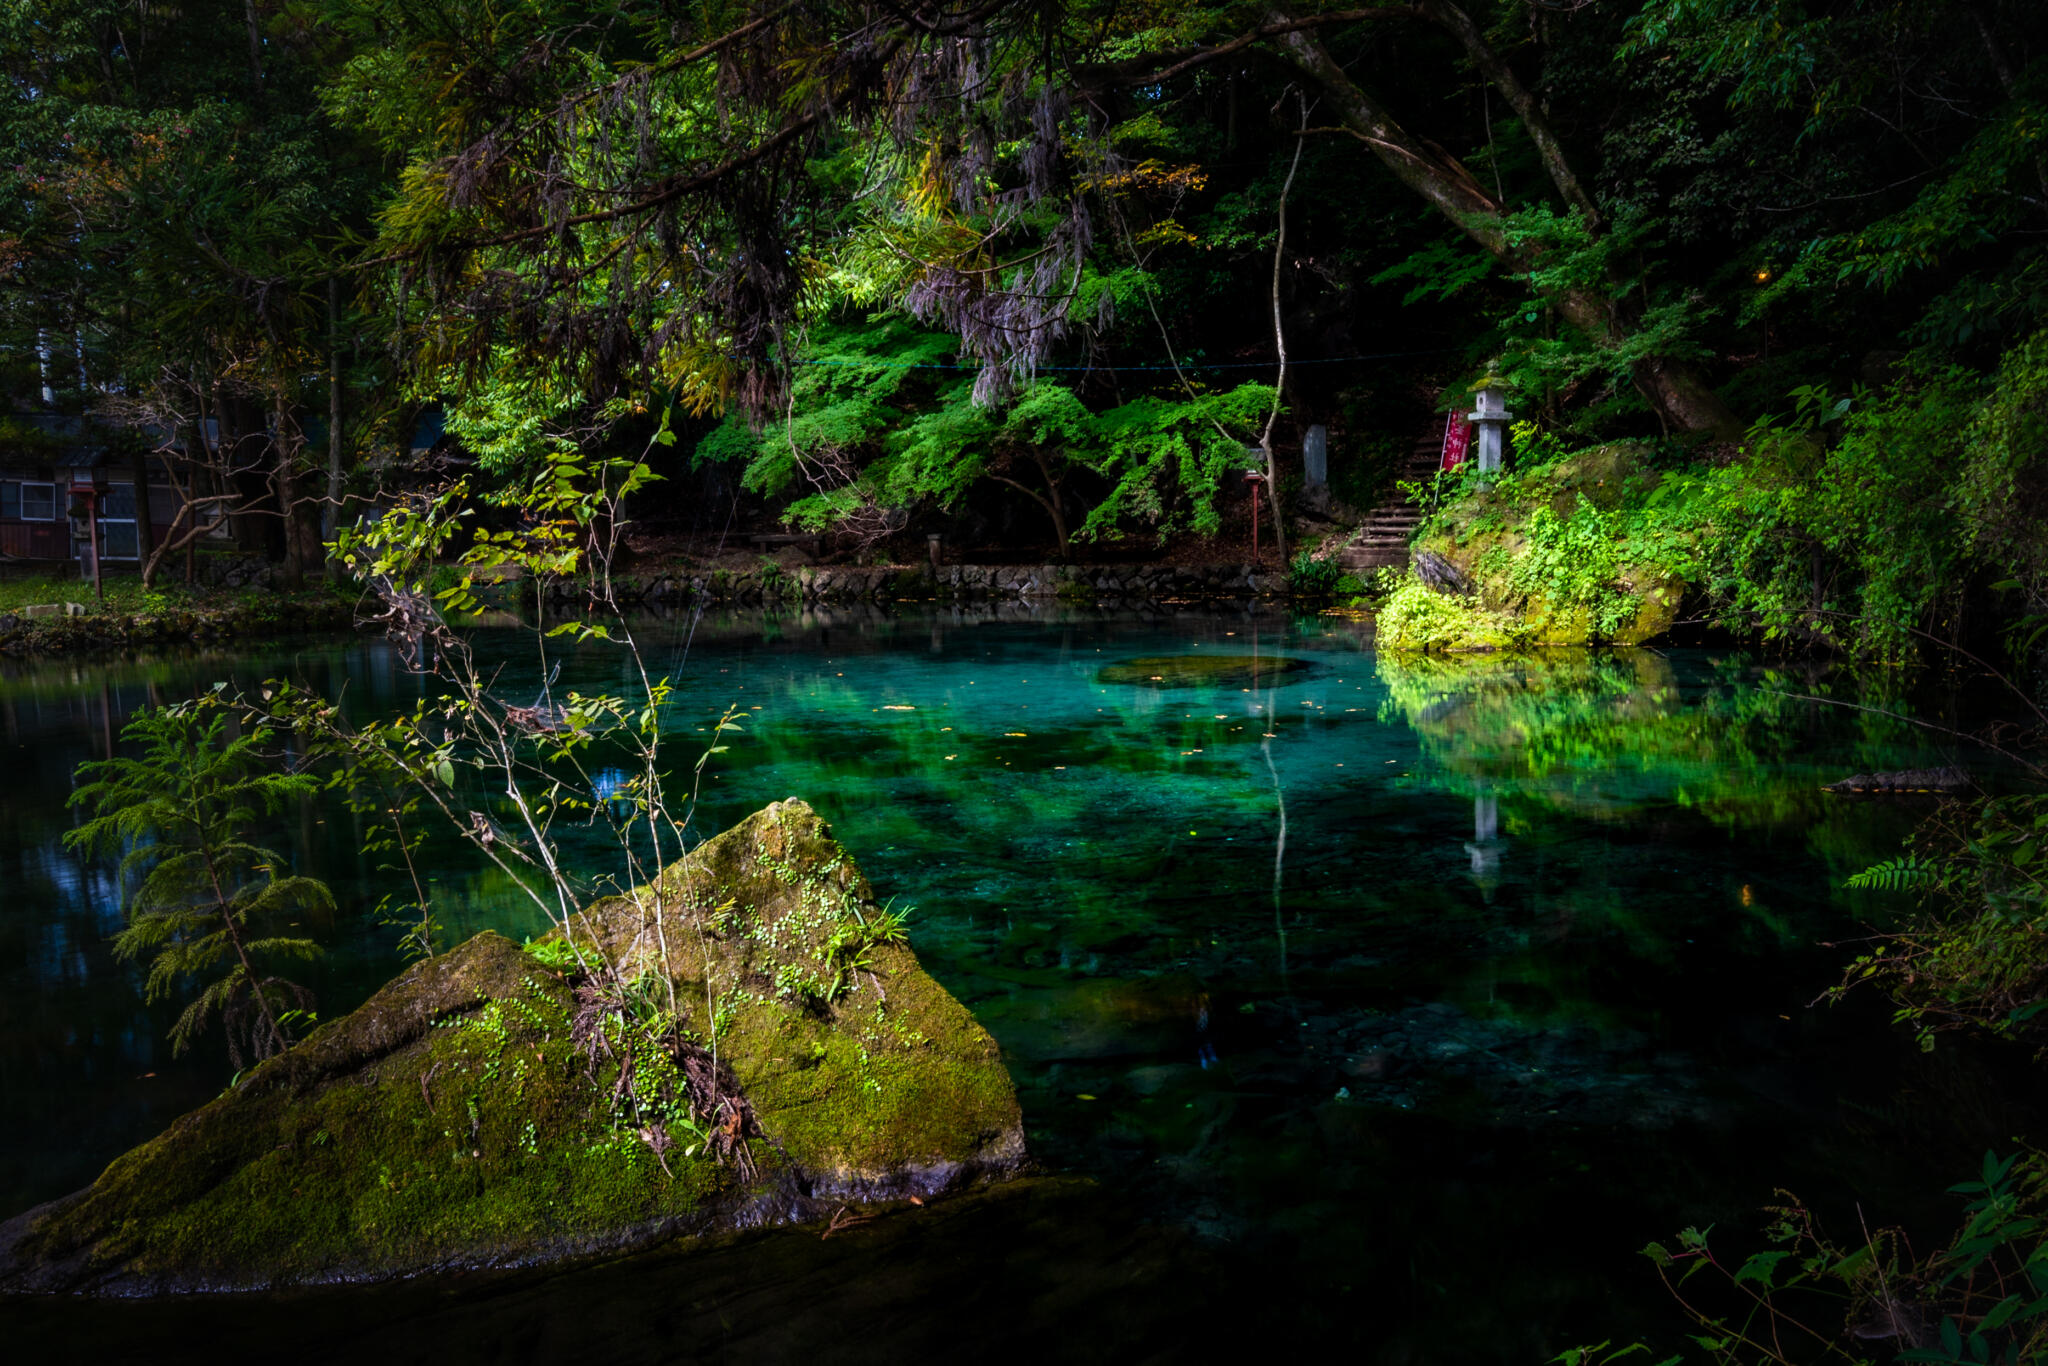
[882,705,916,711]
[1076,1094,1097,1101]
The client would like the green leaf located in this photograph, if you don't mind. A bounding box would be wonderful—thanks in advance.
[1734,1249,1792,1287]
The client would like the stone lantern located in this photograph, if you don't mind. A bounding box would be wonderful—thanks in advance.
[1467,374,1513,478]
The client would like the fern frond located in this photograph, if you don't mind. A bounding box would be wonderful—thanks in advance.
[1846,854,1940,892]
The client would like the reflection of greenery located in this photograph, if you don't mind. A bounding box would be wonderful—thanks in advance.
[1373,649,1926,830]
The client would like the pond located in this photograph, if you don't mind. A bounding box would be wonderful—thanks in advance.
[1,606,2036,1361]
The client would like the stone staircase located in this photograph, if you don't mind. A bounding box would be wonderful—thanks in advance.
[1338,427,1445,573]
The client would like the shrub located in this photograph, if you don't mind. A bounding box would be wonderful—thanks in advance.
[1287,550,1344,601]
[1373,571,1521,652]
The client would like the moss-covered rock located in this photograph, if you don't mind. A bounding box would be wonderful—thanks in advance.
[0,800,1022,1294]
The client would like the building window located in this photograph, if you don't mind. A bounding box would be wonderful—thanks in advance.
[0,483,15,520]
[100,483,139,560]
[18,482,54,521]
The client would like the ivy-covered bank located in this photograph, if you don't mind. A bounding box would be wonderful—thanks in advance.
[1376,342,2048,656]
[0,800,1023,1293]
[1373,444,1687,652]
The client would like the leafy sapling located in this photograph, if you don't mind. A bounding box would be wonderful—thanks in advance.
[68,699,334,1066]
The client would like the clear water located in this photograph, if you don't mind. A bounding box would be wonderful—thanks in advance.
[1,607,2036,1361]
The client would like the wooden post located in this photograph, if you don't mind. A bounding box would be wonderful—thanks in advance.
[84,488,102,601]
[1245,471,1267,563]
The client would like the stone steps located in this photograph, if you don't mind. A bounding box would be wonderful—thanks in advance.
[1338,431,1448,573]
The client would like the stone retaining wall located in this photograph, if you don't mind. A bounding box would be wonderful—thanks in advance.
[0,591,355,655]
[569,562,1284,607]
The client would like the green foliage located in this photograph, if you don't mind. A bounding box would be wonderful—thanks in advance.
[694,315,1273,549]
[1843,855,1940,893]
[1493,206,1717,418]
[1287,550,1343,601]
[1374,570,1523,653]
[820,901,912,1001]
[1640,345,2048,660]
[1494,495,1672,639]
[66,698,332,1064]
[523,936,581,971]
[1620,1151,2048,1365]
[1831,794,2048,1050]
[1627,0,2048,347]
[438,352,590,476]
[1414,333,2048,662]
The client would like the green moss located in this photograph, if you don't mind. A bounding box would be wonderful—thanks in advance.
[1382,443,1691,651]
[12,934,745,1289]
[4,801,1022,1291]
[1374,580,1524,653]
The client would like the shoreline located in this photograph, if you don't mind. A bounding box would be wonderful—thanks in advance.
[0,587,359,656]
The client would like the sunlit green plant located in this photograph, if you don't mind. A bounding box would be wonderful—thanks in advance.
[67,698,333,1065]
[1567,1151,2048,1365]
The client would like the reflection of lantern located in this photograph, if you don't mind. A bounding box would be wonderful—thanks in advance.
[1467,375,1513,479]
[1464,788,1503,900]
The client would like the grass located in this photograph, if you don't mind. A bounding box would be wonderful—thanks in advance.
[0,570,338,618]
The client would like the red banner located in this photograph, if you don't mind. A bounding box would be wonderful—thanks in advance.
[1440,409,1471,471]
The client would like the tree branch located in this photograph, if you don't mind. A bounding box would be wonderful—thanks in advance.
[1088,7,1420,88]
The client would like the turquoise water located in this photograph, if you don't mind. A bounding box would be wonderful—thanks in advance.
[1,607,2036,1360]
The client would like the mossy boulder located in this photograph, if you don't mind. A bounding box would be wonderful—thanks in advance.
[0,800,1022,1294]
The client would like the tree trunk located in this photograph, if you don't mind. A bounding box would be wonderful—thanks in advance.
[271,394,305,587]
[218,394,269,555]
[130,445,155,567]
[325,276,345,577]
[243,0,263,84]
[1028,449,1071,560]
[993,461,1070,561]
[1267,15,1745,440]
[1259,94,1306,566]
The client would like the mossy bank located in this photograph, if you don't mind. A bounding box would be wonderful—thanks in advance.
[0,800,1023,1294]
[1374,443,1687,653]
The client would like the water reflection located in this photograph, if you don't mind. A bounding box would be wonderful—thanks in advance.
[1468,788,1503,896]
[0,610,2032,1360]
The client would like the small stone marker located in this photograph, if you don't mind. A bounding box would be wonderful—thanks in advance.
[1302,424,1328,488]
[22,603,59,619]
[64,602,85,617]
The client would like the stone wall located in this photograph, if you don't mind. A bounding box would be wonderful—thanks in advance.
[0,590,355,655]
[593,562,1284,608]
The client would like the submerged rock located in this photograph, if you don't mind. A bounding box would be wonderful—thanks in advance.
[0,800,1022,1294]
[1824,766,1971,795]
[1097,654,1314,689]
